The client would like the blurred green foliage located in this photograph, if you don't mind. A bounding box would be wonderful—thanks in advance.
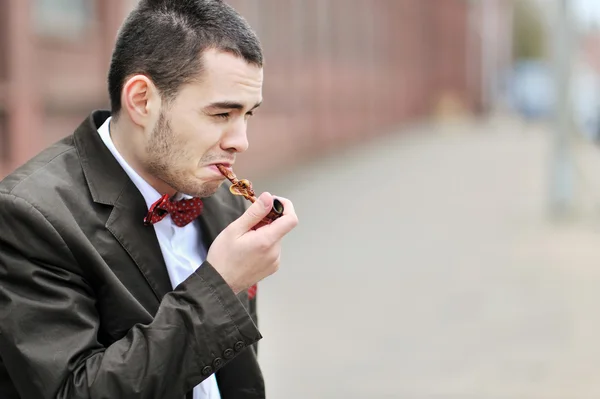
[512,0,547,60]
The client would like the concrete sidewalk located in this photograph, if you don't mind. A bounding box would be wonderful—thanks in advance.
[251,115,600,399]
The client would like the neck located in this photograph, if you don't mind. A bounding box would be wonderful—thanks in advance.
[109,117,177,197]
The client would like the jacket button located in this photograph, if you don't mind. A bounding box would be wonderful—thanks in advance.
[201,366,213,376]
[213,357,224,368]
[234,341,245,352]
[223,348,234,359]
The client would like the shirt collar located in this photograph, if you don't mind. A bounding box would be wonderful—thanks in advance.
[97,116,182,210]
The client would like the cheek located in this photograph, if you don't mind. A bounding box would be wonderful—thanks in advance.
[168,109,224,157]
[187,124,223,152]
[175,126,221,163]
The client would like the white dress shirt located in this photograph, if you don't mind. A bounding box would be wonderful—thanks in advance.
[98,117,220,399]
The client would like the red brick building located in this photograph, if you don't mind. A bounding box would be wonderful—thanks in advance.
[0,0,512,179]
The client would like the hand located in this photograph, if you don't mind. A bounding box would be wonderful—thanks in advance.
[207,192,298,294]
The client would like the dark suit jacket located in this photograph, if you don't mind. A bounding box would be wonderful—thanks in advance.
[0,111,265,399]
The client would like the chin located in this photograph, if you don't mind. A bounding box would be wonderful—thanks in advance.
[187,179,224,198]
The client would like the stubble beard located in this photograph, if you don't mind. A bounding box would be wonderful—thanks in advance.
[145,111,223,198]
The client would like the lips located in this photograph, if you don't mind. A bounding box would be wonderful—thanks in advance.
[212,163,232,171]
[207,163,232,178]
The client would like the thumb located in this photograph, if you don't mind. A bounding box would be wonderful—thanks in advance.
[232,192,273,234]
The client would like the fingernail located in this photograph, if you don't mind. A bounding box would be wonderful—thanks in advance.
[259,192,271,208]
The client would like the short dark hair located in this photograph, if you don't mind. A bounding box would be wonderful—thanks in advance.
[107,0,263,117]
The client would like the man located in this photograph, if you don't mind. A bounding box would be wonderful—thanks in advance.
[0,0,298,398]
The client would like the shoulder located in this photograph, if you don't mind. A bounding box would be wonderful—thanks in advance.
[0,140,81,268]
[0,135,92,229]
[0,135,79,198]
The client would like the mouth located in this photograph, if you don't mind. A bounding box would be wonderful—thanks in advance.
[207,162,233,176]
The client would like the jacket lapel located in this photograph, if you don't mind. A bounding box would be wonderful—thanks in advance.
[198,192,251,310]
[197,191,248,252]
[105,183,173,300]
[197,195,226,250]
[198,197,223,253]
[74,110,171,302]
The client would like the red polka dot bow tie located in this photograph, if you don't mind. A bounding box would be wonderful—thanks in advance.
[144,194,204,227]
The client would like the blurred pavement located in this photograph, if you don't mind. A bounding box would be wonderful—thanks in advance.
[251,114,600,399]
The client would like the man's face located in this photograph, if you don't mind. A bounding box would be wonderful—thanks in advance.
[141,49,263,198]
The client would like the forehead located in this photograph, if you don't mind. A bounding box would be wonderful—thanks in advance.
[175,49,263,106]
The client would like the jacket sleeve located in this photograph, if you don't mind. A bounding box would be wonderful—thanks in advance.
[236,194,260,355]
[248,289,259,355]
[0,193,262,399]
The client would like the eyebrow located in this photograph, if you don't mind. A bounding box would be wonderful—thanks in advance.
[204,101,262,111]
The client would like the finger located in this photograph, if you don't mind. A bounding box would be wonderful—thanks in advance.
[250,196,292,231]
[262,204,298,241]
[231,192,273,235]
[272,196,295,217]
[251,219,269,231]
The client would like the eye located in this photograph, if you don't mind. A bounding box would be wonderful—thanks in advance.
[214,113,230,120]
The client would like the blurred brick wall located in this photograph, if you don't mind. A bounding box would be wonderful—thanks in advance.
[229,0,484,176]
[0,0,495,179]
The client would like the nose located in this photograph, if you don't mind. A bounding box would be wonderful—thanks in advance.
[220,119,249,153]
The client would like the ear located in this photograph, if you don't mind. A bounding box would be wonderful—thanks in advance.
[121,74,161,128]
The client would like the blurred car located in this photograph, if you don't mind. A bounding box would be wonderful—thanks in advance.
[508,59,556,120]
[571,60,600,141]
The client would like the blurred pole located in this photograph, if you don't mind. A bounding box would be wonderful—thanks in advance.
[7,0,42,170]
[550,0,575,217]
[480,0,496,113]
[466,0,480,111]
